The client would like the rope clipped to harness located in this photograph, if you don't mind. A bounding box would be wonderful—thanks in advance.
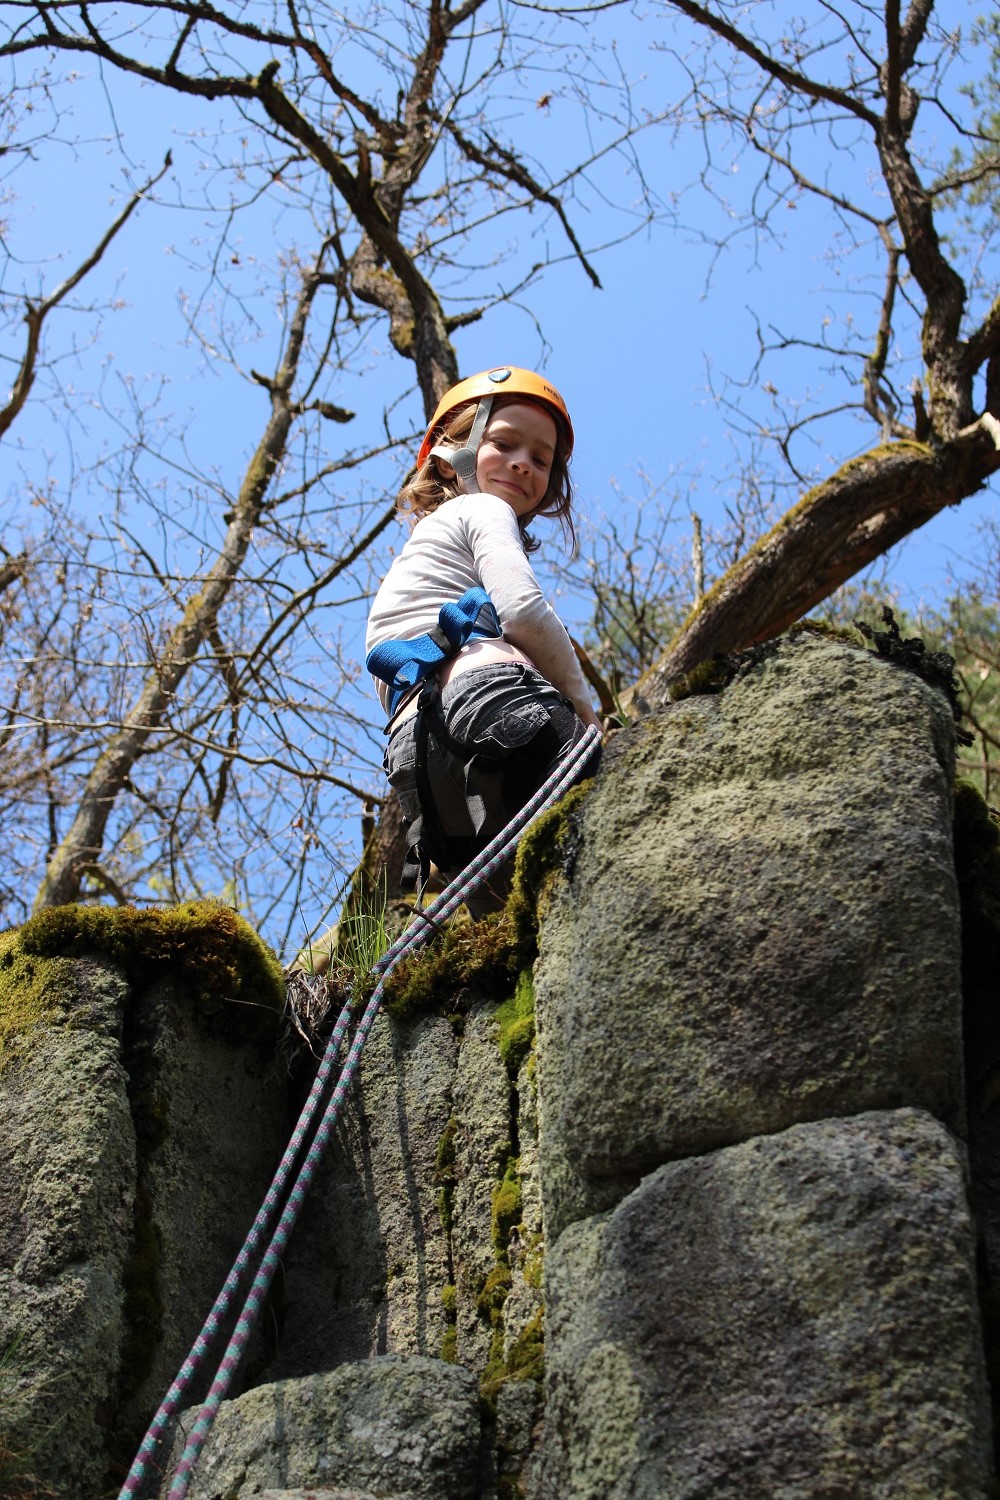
[117,723,600,1500]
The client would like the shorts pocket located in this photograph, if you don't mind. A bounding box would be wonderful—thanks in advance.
[476,698,552,753]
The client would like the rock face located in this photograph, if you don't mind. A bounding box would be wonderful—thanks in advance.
[529,632,989,1497]
[0,910,288,1498]
[534,631,963,1240]
[540,1109,989,1499]
[0,956,134,1500]
[265,1010,460,1378]
[168,1358,485,1500]
[0,634,993,1499]
[259,994,544,1500]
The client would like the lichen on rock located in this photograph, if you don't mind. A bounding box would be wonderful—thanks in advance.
[533,632,964,1240]
[0,901,290,1498]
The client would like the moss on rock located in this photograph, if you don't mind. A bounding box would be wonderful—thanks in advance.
[382,911,526,1022]
[491,1160,522,1258]
[495,972,535,1078]
[4,900,284,1058]
[481,1307,545,1408]
[0,930,91,1074]
[440,1283,458,1363]
[507,781,593,954]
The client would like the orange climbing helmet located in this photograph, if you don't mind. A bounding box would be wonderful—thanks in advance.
[416,366,574,478]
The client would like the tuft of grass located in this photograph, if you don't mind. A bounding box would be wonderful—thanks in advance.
[283,881,391,1051]
[339,879,390,999]
[0,1341,57,1499]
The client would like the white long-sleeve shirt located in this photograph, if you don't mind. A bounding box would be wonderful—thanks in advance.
[365,495,593,720]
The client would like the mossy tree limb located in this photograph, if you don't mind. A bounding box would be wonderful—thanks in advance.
[634,427,1000,711]
[628,3,1000,715]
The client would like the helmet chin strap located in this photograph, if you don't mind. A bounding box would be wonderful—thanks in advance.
[429,396,493,494]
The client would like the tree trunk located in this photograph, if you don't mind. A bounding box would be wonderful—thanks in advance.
[32,268,321,910]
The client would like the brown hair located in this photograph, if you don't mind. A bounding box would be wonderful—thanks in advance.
[397,396,576,555]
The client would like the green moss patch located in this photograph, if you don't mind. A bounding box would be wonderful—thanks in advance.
[507,781,594,953]
[0,930,87,1073]
[492,1160,522,1258]
[440,1283,458,1363]
[481,1307,545,1408]
[382,911,527,1022]
[496,972,535,1078]
[664,654,739,702]
[476,1265,512,1326]
[379,777,597,1022]
[10,900,284,1045]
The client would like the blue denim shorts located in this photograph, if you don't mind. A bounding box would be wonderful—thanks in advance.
[384,662,596,862]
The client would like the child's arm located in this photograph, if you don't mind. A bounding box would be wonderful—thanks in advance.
[463,498,600,727]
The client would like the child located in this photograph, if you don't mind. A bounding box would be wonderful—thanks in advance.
[366,365,602,911]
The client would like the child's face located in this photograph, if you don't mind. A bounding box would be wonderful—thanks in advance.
[475,402,557,518]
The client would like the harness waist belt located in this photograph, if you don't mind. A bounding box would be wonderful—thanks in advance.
[366,586,503,716]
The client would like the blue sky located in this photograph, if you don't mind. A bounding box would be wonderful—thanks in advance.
[4,0,995,628]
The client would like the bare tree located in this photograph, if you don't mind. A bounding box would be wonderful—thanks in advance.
[0,155,172,440]
[6,0,995,935]
[627,0,1000,707]
[1,0,624,408]
[0,0,657,934]
[1,246,399,931]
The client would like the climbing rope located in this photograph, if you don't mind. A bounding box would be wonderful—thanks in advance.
[117,724,600,1500]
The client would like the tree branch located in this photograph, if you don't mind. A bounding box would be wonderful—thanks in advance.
[32,248,332,909]
[445,119,603,288]
[632,420,1000,711]
[0,152,172,441]
[664,0,881,128]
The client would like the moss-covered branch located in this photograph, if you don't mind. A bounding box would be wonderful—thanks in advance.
[633,422,1000,712]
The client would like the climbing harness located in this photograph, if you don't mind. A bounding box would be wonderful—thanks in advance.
[116,723,600,1500]
[367,585,508,891]
[366,585,502,718]
[369,588,581,893]
[401,673,579,897]
[402,675,499,893]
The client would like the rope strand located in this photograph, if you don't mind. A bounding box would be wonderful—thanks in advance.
[119,725,599,1500]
